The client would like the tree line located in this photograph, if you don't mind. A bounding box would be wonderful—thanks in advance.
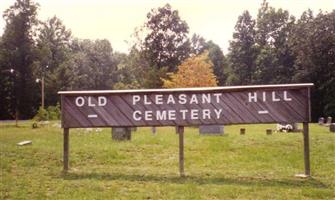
[0,0,334,121]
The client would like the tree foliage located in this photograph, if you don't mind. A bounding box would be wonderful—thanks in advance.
[162,51,217,88]
[254,0,296,84]
[190,34,226,85]
[140,3,190,72]
[1,0,39,119]
[227,11,257,85]
[34,16,72,105]
[67,39,117,90]
[0,0,334,121]
[289,10,335,118]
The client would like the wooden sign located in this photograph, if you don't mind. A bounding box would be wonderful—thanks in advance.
[58,83,313,177]
[59,83,312,128]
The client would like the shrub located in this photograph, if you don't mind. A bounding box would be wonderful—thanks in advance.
[33,103,61,121]
[47,103,61,120]
[34,107,49,121]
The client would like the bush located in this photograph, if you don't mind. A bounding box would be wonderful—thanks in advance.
[47,103,61,120]
[33,103,61,121]
[34,107,49,121]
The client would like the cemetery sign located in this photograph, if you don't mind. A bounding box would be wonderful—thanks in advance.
[58,83,313,177]
[59,83,312,128]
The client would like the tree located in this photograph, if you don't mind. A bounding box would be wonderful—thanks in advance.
[0,36,16,119]
[141,4,190,71]
[226,10,257,85]
[206,41,226,86]
[254,0,296,84]
[67,39,117,90]
[289,10,335,119]
[190,34,227,86]
[162,51,217,88]
[133,4,191,88]
[1,0,39,119]
[113,51,142,90]
[34,16,72,106]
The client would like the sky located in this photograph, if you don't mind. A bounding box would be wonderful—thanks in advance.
[0,0,334,53]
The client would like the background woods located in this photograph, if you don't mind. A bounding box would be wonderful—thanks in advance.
[0,0,334,120]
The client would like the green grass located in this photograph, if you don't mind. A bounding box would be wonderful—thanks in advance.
[1,121,334,199]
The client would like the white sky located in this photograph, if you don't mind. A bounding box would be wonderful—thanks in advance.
[0,0,334,53]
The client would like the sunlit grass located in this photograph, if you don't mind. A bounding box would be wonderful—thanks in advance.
[1,121,334,199]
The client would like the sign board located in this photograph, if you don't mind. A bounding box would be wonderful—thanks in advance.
[59,83,312,128]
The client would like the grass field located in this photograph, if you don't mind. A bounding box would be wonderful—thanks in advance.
[1,121,334,199]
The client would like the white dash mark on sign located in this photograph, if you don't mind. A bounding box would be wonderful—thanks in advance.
[88,114,98,118]
[258,110,269,114]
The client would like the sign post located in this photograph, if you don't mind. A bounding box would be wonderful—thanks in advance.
[63,128,69,171]
[59,83,313,177]
[303,122,310,176]
[177,126,185,177]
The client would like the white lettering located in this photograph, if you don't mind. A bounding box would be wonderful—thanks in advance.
[145,110,153,120]
[98,96,107,106]
[214,109,223,119]
[133,111,141,121]
[156,110,167,120]
[144,95,151,105]
[248,92,257,102]
[167,95,176,104]
[88,97,96,107]
[202,94,211,104]
[190,94,198,104]
[213,93,222,103]
[191,109,199,119]
[284,91,292,101]
[168,110,176,120]
[262,92,266,102]
[203,109,211,119]
[272,91,280,102]
[75,97,85,107]
[178,94,187,104]
[180,110,188,119]
[133,95,140,105]
[155,95,163,104]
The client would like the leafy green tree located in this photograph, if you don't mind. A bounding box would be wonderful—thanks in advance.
[290,10,335,119]
[67,39,117,90]
[0,36,16,119]
[113,51,141,89]
[226,10,257,85]
[141,4,190,71]
[1,0,39,119]
[133,4,190,88]
[34,16,72,106]
[254,0,296,84]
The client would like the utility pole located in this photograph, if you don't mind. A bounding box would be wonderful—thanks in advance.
[36,65,47,109]
[41,76,45,109]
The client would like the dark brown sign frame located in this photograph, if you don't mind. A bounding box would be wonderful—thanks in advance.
[59,83,313,177]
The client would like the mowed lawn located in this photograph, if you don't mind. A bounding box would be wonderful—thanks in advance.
[0,122,334,199]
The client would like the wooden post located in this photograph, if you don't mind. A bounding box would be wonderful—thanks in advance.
[63,128,69,171]
[303,122,310,176]
[240,128,246,135]
[266,129,272,135]
[41,76,45,109]
[177,126,185,177]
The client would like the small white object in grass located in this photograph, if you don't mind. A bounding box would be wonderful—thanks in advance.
[295,173,310,178]
[84,128,93,133]
[17,140,32,146]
